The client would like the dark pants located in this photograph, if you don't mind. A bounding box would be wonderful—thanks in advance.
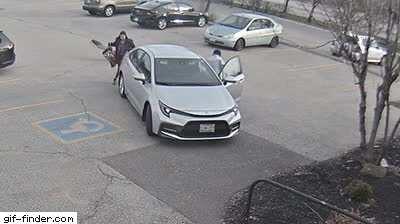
[113,63,121,83]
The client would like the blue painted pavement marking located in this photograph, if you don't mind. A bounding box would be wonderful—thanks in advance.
[36,113,119,143]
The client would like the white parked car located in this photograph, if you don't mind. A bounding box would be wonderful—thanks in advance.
[204,13,283,51]
[330,35,388,64]
[118,44,245,140]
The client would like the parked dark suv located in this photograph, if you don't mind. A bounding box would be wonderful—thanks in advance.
[0,31,16,69]
[130,0,208,30]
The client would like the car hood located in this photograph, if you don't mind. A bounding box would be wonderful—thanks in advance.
[0,33,13,48]
[156,85,235,115]
[207,24,240,37]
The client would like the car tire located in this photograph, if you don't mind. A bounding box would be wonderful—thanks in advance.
[269,36,279,48]
[234,38,245,51]
[118,74,126,98]
[157,17,168,30]
[88,10,96,16]
[103,5,115,17]
[145,106,155,136]
[197,16,207,27]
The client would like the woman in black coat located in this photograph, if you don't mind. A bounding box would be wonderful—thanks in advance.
[111,31,135,85]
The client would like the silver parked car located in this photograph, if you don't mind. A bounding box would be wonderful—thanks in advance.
[204,13,283,51]
[118,44,245,140]
[82,0,139,17]
[330,34,388,64]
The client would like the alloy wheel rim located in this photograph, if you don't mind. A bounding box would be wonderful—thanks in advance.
[159,19,167,29]
[105,7,113,16]
[237,40,243,50]
[198,17,206,27]
[119,77,124,94]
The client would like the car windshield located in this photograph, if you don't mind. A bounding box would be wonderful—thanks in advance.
[139,1,166,10]
[155,58,222,86]
[218,15,252,29]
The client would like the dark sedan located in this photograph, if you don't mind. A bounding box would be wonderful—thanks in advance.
[130,0,208,30]
[0,31,15,69]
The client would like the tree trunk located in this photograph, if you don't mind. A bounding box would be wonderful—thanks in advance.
[307,0,320,23]
[368,88,386,149]
[390,116,400,142]
[283,0,290,13]
[204,0,211,13]
[384,97,390,146]
[358,80,367,149]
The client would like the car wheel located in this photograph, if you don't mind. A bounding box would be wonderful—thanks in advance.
[145,106,155,136]
[234,38,245,51]
[157,17,168,30]
[269,36,279,48]
[104,5,115,17]
[118,74,126,98]
[197,16,207,27]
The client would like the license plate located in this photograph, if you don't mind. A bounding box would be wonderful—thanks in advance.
[199,124,215,133]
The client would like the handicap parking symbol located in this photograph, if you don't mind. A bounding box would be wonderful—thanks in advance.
[35,113,120,143]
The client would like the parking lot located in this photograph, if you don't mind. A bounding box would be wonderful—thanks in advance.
[1,1,399,224]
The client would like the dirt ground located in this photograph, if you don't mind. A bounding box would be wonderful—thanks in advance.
[223,143,400,224]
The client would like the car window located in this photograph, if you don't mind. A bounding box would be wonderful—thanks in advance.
[178,3,193,11]
[163,3,179,11]
[155,58,221,86]
[218,15,252,30]
[139,53,152,82]
[263,19,274,28]
[248,19,264,31]
[129,50,144,68]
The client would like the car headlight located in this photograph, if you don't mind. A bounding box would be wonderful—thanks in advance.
[227,105,239,116]
[224,34,234,39]
[159,101,180,118]
[6,44,14,50]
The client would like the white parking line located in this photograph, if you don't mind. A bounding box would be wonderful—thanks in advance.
[0,78,20,85]
[0,99,64,114]
[287,63,340,72]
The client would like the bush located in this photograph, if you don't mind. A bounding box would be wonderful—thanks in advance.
[344,179,374,203]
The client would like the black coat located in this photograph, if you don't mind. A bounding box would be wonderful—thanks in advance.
[110,37,135,64]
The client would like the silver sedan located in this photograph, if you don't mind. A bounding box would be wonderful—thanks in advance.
[118,44,245,140]
[204,13,283,51]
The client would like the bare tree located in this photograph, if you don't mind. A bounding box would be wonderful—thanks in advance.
[321,0,400,163]
[307,0,321,23]
[370,0,400,162]
[204,0,211,13]
[283,0,290,13]
[322,0,380,149]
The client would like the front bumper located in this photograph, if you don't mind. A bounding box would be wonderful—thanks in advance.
[82,4,105,12]
[204,33,236,48]
[154,108,241,140]
[130,14,156,25]
[0,51,15,68]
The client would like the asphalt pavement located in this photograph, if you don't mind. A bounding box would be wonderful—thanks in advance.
[1,1,399,224]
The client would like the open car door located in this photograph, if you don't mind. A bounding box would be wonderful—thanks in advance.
[219,56,245,101]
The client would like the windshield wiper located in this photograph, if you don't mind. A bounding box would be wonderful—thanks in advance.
[157,82,219,86]
[218,23,239,29]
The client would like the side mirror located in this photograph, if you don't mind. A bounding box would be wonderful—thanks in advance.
[134,72,146,84]
[223,75,237,84]
[223,74,244,85]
